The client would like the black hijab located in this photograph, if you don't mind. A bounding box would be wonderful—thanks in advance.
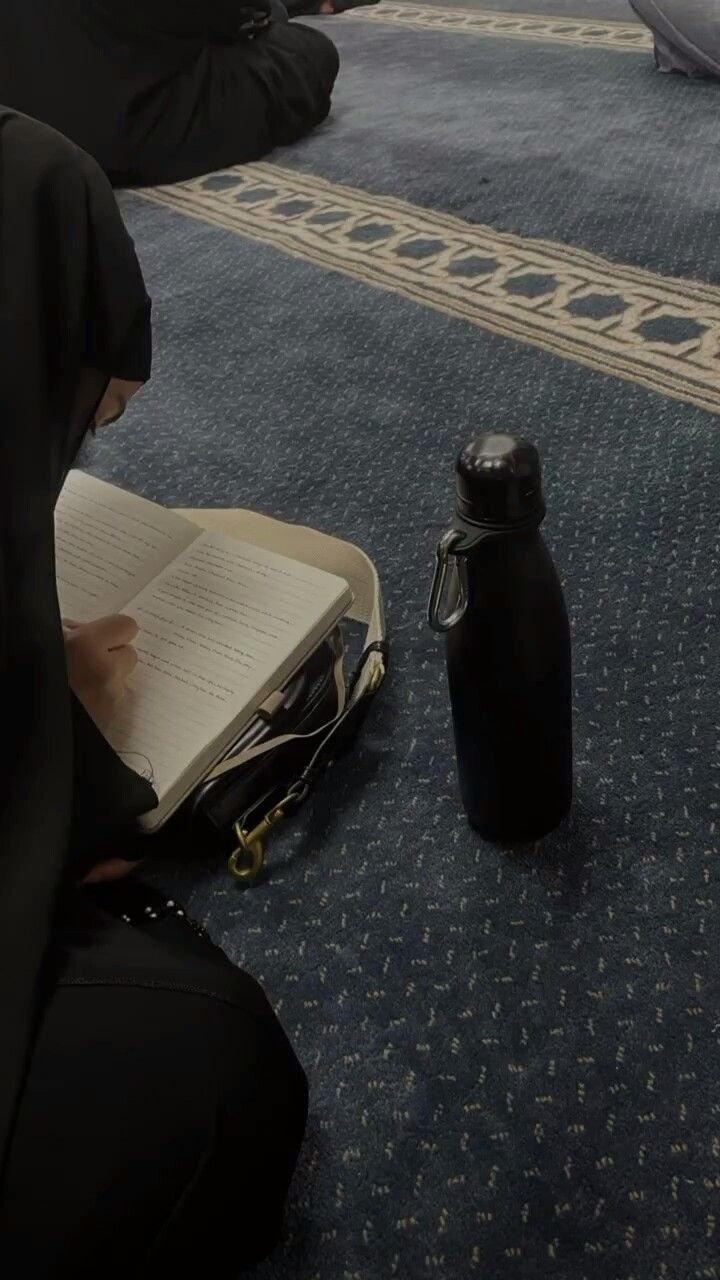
[0,108,156,1177]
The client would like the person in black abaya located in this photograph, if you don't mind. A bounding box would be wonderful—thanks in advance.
[0,0,341,188]
[0,107,308,1276]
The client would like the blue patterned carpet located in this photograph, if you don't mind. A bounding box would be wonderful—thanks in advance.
[98,3,720,1276]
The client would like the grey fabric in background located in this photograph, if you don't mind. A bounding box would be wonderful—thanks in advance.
[631,0,720,77]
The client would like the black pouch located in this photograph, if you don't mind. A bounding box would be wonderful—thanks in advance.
[192,636,340,838]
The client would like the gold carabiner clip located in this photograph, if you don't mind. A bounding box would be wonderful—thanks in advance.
[227,805,285,883]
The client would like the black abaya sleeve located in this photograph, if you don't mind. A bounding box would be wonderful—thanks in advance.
[0,108,154,1184]
[69,698,157,880]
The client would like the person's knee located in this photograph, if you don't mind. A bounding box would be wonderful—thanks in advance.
[278,1034,310,1130]
[323,34,340,87]
[298,26,340,91]
[322,33,340,86]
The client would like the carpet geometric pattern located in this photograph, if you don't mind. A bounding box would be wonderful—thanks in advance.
[108,2,720,1277]
[140,162,720,413]
[346,4,652,52]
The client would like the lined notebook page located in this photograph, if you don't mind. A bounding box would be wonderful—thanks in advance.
[55,471,198,622]
[107,530,351,819]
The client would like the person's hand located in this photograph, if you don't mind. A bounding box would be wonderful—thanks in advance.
[83,857,142,886]
[63,614,139,734]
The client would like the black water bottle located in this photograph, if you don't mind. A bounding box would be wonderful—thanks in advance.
[429,434,572,843]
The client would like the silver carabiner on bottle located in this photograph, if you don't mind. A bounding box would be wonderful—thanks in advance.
[428,529,469,633]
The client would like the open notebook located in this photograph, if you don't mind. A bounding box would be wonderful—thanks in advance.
[55,471,353,830]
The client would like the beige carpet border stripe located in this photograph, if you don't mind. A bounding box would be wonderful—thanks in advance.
[138,162,720,415]
[344,5,653,53]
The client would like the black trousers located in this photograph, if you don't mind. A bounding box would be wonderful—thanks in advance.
[0,1,339,188]
[0,885,308,1278]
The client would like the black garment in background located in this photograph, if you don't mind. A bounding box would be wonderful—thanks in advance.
[0,0,339,187]
[283,0,380,17]
[0,109,307,1275]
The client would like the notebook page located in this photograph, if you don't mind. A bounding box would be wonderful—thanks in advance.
[55,471,199,622]
[106,529,352,816]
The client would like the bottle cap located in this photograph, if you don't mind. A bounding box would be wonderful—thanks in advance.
[455,433,545,528]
